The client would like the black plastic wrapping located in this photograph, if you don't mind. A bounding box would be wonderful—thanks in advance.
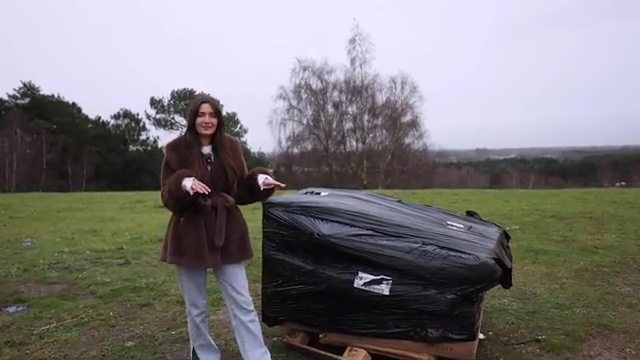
[261,188,513,342]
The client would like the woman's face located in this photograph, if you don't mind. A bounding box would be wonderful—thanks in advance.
[195,102,218,136]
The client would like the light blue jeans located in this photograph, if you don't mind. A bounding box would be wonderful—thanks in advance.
[176,263,271,360]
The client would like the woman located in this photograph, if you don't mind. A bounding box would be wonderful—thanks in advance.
[159,95,285,360]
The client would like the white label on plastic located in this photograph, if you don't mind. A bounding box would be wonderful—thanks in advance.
[353,271,392,295]
[446,221,464,228]
[446,221,467,231]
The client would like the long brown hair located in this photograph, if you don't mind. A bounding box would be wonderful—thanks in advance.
[184,95,242,193]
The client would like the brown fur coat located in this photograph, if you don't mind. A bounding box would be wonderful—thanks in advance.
[159,134,275,268]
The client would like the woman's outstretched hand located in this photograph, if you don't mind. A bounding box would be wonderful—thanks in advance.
[259,174,286,190]
[263,176,286,189]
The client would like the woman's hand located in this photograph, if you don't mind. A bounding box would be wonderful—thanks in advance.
[190,179,211,194]
[258,174,286,190]
[263,176,286,189]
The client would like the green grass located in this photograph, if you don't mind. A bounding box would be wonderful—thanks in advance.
[1,189,639,360]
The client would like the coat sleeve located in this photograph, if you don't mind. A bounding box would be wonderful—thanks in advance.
[160,151,197,213]
[233,145,276,206]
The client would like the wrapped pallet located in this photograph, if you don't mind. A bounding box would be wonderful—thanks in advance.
[261,188,513,343]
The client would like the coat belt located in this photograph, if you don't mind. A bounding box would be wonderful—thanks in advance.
[196,192,236,248]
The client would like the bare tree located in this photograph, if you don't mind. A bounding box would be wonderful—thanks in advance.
[271,58,346,184]
[372,72,427,187]
[339,21,381,188]
[271,20,429,189]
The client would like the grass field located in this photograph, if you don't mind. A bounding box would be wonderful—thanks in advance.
[1,189,639,360]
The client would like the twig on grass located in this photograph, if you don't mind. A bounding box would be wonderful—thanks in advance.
[33,318,78,334]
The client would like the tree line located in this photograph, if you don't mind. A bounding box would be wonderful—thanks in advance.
[1,22,638,193]
[0,83,270,192]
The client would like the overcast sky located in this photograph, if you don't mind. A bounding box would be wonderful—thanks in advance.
[1,0,638,151]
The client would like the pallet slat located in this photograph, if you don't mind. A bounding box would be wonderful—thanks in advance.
[278,295,484,360]
[283,329,372,360]
[319,332,476,360]
[280,310,482,360]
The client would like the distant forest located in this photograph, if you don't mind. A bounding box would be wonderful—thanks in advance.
[425,146,640,189]
[274,148,640,189]
[1,79,638,192]
[434,145,640,162]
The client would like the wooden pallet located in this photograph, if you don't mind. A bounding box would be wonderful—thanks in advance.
[283,329,373,360]
[281,322,481,360]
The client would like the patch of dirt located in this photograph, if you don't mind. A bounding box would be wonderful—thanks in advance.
[208,293,282,360]
[616,285,636,295]
[64,329,102,359]
[516,334,639,360]
[19,280,76,297]
[209,306,243,360]
[209,303,242,354]
[577,335,638,360]
[55,310,188,360]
